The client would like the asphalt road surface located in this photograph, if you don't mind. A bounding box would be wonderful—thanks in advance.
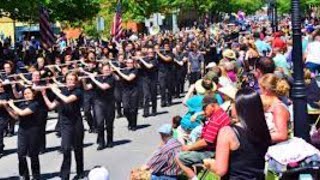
[0,98,187,180]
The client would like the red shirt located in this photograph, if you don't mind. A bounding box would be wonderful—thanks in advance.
[201,108,230,151]
[272,37,287,51]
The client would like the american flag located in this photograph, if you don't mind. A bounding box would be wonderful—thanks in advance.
[39,6,55,50]
[111,0,122,42]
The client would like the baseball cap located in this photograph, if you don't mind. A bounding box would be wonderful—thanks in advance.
[157,124,172,135]
[202,95,218,109]
[88,166,109,180]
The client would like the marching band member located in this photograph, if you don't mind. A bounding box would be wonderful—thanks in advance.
[30,71,49,153]
[86,64,116,150]
[114,54,126,118]
[7,87,42,180]
[111,58,139,131]
[2,61,16,137]
[138,47,158,117]
[0,82,10,158]
[42,72,85,179]
[156,42,174,107]
[81,53,97,133]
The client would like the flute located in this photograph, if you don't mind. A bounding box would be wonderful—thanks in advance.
[79,74,108,79]
[7,72,32,78]
[2,80,25,85]
[108,61,127,71]
[12,99,28,103]
[25,83,68,89]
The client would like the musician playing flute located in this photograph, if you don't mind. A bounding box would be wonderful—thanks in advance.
[2,61,16,137]
[84,64,116,150]
[6,87,42,180]
[136,47,158,117]
[0,82,10,158]
[31,71,50,153]
[110,58,139,131]
[42,72,85,179]
[80,52,97,133]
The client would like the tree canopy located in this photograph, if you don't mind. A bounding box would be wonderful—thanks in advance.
[0,0,100,24]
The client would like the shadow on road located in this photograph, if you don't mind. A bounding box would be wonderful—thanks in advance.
[0,170,91,180]
[154,111,169,116]
[136,124,151,130]
[2,143,94,157]
[113,139,132,146]
[171,101,182,106]
[0,176,18,180]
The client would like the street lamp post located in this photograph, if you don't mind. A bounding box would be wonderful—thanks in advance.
[270,0,278,32]
[291,0,310,141]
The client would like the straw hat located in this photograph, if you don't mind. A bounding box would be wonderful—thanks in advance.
[217,85,238,100]
[222,49,236,60]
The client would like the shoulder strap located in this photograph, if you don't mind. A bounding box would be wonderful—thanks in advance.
[232,125,241,140]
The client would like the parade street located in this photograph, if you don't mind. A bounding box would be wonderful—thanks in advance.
[0,98,186,180]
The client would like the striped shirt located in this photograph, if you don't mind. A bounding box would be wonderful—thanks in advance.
[201,108,230,151]
[147,138,182,176]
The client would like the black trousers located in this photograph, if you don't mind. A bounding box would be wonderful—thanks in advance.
[174,68,185,97]
[93,99,115,145]
[39,110,48,151]
[122,87,139,128]
[55,113,61,133]
[17,126,41,179]
[0,119,8,153]
[158,71,173,105]
[142,77,157,115]
[138,77,144,108]
[7,117,15,134]
[60,119,84,179]
[189,71,201,85]
[114,83,123,116]
[83,91,95,129]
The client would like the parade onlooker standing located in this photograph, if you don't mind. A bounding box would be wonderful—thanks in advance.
[188,43,204,85]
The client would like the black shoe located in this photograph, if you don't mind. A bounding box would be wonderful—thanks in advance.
[161,103,167,107]
[106,142,113,148]
[131,126,137,131]
[6,133,13,137]
[142,114,150,118]
[88,128,95,133]
[116,114,124,119]
[32,174,40,180]
[19,176,29,180]
[73,173,85,180]
[128,126,132,131]
[97,144,105,151]
[56,132,61,137]
[151,111,157,116]
[0,152,3,159]
[39,149,46,155]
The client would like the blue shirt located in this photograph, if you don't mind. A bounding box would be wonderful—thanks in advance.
[255,40,271,55]
[180,94,223,131]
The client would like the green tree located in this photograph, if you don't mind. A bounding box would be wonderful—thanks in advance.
[0,0,100,24]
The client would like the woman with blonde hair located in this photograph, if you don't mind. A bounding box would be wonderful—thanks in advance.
[259,73,290,143]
